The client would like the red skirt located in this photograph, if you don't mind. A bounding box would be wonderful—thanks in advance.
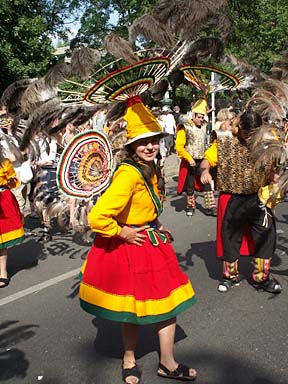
[79,231,195,325]
[216,193,254,258]
[0,189,25,249]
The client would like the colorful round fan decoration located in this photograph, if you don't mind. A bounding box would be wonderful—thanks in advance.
[180,64,243,94]
[84,56,171,103]
[57,130,113,199]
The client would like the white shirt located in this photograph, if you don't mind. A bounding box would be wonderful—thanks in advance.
[161,113,176,135]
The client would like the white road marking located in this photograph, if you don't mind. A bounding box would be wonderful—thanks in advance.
[0,268,80,307]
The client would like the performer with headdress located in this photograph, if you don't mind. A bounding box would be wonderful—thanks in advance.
[79,92,197,382]
[200,108,283,294]
[175,97,217,216]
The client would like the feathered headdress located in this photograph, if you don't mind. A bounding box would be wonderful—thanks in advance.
[247,79,288,123]
[247,124,288,207]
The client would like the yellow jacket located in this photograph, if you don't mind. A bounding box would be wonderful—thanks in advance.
[0,159,20,188]
[203,141,218,167]
[88,163,159,237]
[175,128,193,162]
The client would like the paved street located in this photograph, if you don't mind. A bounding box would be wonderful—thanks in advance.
[0,165,288,384]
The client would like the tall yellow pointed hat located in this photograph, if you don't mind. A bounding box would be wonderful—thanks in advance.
[192,97,208,115]
[124,96,166,145]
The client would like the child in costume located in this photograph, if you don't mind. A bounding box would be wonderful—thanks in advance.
[200,108,282,294]
[0,154,25,288]
[79,96,197,383]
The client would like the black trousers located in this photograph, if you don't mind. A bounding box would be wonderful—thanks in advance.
[222,194,276,262]
[185,159,212,195]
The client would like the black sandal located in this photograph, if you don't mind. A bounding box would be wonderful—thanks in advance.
[158,362,197,381]
[0,277,10,288]
[122,364,142,383]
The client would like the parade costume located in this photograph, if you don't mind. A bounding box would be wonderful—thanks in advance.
[75,49,198,378]
[79,96,195,325]
[203,116,283,293]
[0,159,25,249]
[175,98,216,216]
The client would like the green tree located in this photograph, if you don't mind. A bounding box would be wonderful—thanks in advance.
[227,0,288,72]
[72,0,157,48]
[0,0,85,94]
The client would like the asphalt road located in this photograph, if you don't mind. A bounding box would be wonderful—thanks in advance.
[0,177,288,384]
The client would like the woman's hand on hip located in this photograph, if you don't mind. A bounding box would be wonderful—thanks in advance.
[119,226,147,246]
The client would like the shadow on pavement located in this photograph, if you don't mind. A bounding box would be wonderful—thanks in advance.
[7,239,43,278]
[0,320,38,381]
[74,339,283,384]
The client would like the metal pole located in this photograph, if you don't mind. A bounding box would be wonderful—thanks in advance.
[211,71,216,131]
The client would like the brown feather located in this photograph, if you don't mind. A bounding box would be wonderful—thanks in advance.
[224,54,267,83]
[247,125,286,178]
[70,47,101,80]
[44,62,71,87]
[247,80,288,122]
[106,101,127,122]
[0,78,37,114]
[0,132,24,163]
[19,99,64,150]
[104,34,139,64]
[48,104,106,135]
[184,37,225,63]
[21,78,57,118]
[151,0,227,41]
[128,14,175,48]
[150,79,169,101]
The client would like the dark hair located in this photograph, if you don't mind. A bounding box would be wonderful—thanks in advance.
[239,109,262,131]
[125,145,165,196]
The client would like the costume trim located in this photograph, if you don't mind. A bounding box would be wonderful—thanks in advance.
[79,282,195,325]
[80,297,196,325]
[0,233,25,249]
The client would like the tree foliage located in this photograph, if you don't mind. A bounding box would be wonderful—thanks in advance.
[227,0,288,72]
[0,0,85,94]
[0,0,287,96]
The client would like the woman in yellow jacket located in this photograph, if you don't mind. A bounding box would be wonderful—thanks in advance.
[79,97,197,383]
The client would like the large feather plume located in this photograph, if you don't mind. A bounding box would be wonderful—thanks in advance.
[20,61,74,118]
[150,0,228,41]
[43,62,71,87]
[104,34,139,64]
[0,78,37,114]
[19,99,65,150]
[20,78,58,119]
[106,101,127,122]
[184,37,225,63]
[247,125,287,190]
[223,54,267,83]
[128,14,175,48]
[70,47,101,80]
[48,104,106,135]
[247,80,288,123]
[247,124,288,205]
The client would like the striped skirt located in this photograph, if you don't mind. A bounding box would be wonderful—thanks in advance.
[79,231,195,325]
[0,188,25,249]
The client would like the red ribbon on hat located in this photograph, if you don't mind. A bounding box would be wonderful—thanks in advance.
[126,96,142,107]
